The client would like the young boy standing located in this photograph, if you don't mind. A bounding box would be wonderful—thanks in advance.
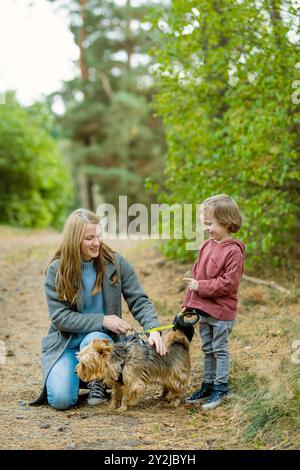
[183,194,245,410]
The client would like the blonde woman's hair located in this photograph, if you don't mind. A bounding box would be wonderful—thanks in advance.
[203,194,242,233]
[47,208,119,306]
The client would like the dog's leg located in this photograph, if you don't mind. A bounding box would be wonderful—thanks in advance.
[162,377,189,407]
[119,381,146,412]
[161,386,170,401]
[109,383,123,410]
[163,388,186,407]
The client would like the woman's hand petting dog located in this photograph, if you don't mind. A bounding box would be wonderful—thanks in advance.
[148,330,167,356]
[102,315,132,335]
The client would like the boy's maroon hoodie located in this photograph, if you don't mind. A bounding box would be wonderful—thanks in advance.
[183,238,245,320]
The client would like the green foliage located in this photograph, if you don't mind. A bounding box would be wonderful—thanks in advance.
[0,94,74,228]
[149,0,300,267]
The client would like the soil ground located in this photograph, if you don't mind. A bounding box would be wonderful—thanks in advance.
[0,227,299,450]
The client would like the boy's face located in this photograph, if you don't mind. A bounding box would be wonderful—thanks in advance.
[202,209,231,242]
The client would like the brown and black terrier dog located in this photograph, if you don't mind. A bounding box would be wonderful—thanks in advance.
[76,320,193,411]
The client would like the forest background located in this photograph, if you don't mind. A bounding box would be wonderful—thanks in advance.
[0,0,299,451]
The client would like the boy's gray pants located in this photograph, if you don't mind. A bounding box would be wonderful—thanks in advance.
[199,315,235,387]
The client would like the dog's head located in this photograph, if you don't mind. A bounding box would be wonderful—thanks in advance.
[75,339,112,382]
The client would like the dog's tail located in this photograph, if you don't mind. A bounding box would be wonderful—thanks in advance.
[164,330,190,352]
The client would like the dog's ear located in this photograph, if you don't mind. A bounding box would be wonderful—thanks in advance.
[92,339,105,348]
[92,339,112,355]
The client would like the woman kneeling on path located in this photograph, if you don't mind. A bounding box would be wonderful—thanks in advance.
[30,208,166,410]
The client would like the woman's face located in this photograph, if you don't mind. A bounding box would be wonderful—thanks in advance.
[80,223,102,261]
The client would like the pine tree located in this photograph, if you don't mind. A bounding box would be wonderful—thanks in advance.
[49,0,165,211]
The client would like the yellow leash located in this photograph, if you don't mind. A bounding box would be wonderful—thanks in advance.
[143,308,187,335]
[146,324,175,334]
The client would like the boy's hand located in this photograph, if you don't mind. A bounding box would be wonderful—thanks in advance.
[183,278,199,292]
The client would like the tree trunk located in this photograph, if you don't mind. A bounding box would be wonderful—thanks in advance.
[242,274,290,294]
[79,0,89,81]
[77,166,90,209]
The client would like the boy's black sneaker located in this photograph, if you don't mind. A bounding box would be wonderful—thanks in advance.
[185,383,213,404]
[202,389,233,410]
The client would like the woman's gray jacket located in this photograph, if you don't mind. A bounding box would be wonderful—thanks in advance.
[30,253,160,405]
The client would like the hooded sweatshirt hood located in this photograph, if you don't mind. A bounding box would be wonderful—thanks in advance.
[213,238,245,254]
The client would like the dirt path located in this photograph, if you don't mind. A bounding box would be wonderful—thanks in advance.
[0,228,298,450]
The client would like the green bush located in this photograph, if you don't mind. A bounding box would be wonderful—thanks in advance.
[0,95,74,228]
[148,0,300,267]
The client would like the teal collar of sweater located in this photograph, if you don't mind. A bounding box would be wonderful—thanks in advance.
[80,260,95,273]
[80,256,118,279]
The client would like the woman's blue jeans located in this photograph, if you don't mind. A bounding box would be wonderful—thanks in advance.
[46,331,113,410]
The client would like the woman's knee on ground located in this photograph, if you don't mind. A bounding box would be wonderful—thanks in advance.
[47,390,78,410]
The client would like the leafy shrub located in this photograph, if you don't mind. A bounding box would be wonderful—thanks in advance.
[148,0,300,267]
[0,95,74,228]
